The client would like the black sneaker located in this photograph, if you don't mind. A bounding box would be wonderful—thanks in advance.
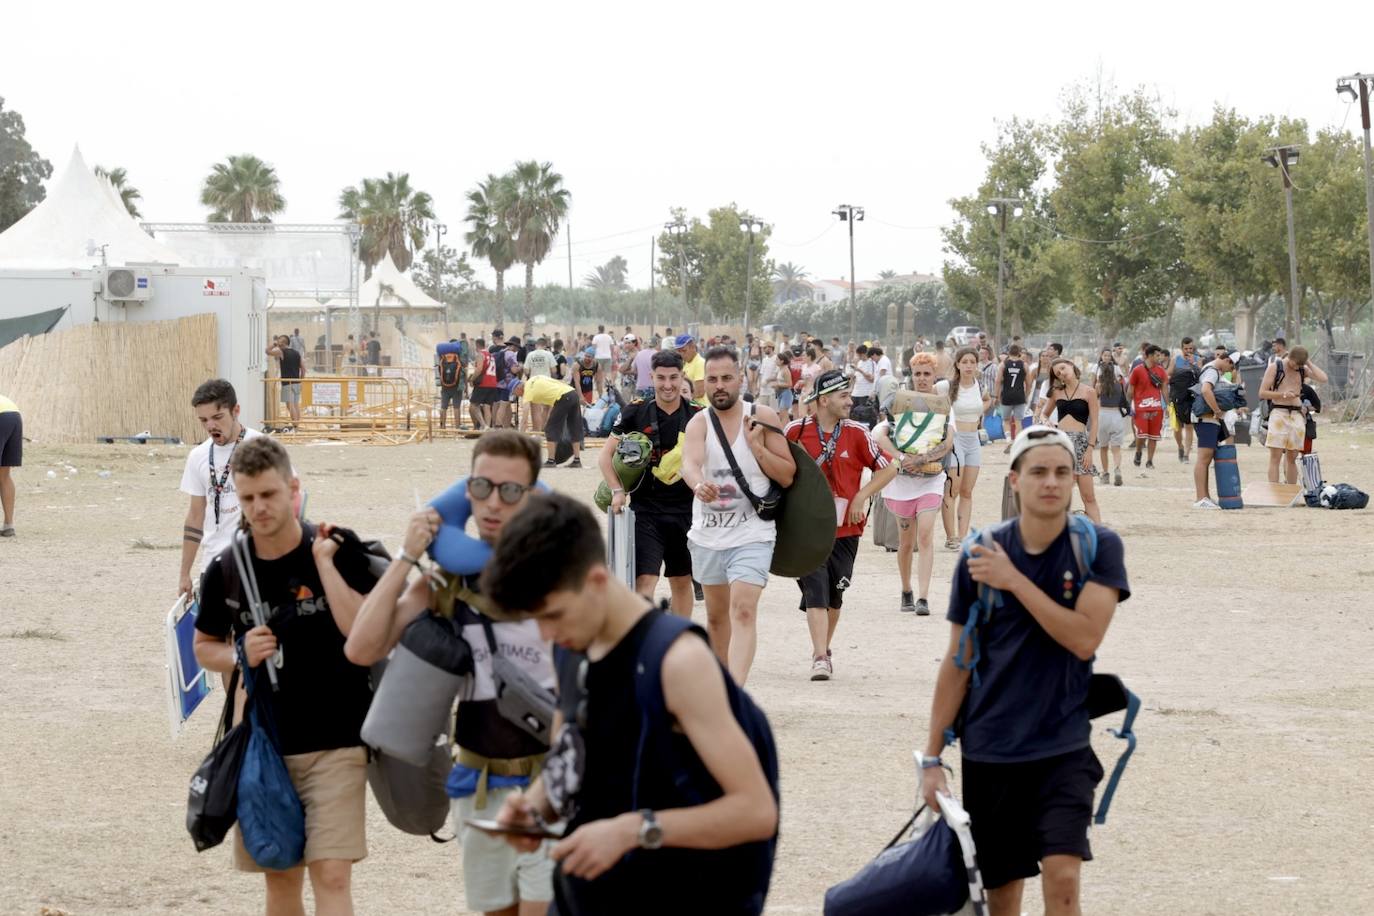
[568,457,582,468]
[1133,450,1142,467]
[915,598,930,616]
[1178,447,1188,464]
[543,458,557,468]
[1145,460,1154,470]
[900,591,916,614]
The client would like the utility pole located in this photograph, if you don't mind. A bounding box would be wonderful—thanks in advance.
[666,217,690,319]
[986,198,1024,351]
[649,236,656,332]
[433,221,448,338]
[739,213,766,341]
[832,204,865,341]
[566,221,574,340]
[1263,146,1303,343]
[1338,74,1374,325]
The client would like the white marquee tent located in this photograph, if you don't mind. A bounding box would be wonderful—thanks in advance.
[270,251,441,316]
[0,147,185,269]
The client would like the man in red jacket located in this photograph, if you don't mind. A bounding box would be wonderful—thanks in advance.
[785,370,899,681]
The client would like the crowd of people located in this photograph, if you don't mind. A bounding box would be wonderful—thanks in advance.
[156,319,1342,915]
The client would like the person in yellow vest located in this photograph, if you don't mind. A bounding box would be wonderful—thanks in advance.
[678,335,707,406]
[0,394,20,537]
[515,375,584,469]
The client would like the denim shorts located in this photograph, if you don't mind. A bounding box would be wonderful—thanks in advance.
[778,389,795,410]
[689,539,773,587]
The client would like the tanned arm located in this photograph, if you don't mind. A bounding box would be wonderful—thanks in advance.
[179,496,206,597]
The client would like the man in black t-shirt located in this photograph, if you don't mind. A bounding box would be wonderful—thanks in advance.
[266,335,304,429]
[192,437,378,914]
[598,350,700,616]
[920,427,1130,915]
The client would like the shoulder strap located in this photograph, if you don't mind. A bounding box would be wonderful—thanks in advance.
[1065,514,1098,581]
[952,520,1017,690]
[630,610,711,808]
[708,409,762,510]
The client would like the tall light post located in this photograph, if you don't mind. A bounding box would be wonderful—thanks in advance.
[985,198,1024,350]
[739,213,766,340]
[433,221,448,338]
[1263,145,1303,343]
[1337,73,1374,321]
[832,204,865,341]
[666,217,690,319]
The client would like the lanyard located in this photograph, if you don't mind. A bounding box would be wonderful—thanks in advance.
[208,426,245,525]
[815,418,844,468]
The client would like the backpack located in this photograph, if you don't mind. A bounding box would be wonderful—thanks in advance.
[948,516,1139,825]
[439,354,461,388]
[186,665,250,852]
[493,349,511,382]
[631,611,778,911]
[237,661,307,870]
[1169,357,1200,398]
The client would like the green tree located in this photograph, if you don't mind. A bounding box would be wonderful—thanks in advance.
[1297,128,1372,341]
[337,172,435,276]
[464,173,518,329]
[584,255,629,291]
[941,117,1067,339]
[200,154,285,223]
[656,205,772,322]
[0,96,52,232]
[94,165,141,218]
[656,208,708,313]
[507,160,571,337]
[413,244,483,314]
[1048,84,1178,343]
[771,261,810,302]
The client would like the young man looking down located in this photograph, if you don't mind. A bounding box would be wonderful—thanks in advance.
[486,493,779,916]
[920,426,1130,916]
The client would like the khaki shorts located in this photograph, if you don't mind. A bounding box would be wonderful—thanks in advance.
[1266,407,1306,452]
[233,746,368,871]
[453,786,555,910]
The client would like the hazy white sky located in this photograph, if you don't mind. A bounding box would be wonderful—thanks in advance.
[2,0,1368,292]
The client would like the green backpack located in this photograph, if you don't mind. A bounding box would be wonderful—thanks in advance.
[760,420,836,578]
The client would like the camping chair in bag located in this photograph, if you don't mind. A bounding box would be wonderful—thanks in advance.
[607,506,636,589]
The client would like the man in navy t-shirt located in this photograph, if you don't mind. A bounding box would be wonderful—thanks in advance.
[919,426,1130,915]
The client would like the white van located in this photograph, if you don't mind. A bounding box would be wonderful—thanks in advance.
[948,326,982,346]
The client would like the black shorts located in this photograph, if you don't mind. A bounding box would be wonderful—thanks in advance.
[961,746,1104,889]
[0,411,21,467]
[471,386,502,406]
[634,511,692,580]
[797,535,859,610]
[440,387,463,410]
[544,391,584,445]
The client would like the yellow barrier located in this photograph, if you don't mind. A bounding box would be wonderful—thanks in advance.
[264,375,422,444]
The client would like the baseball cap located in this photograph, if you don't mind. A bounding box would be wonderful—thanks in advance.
[674,333,694,348]
[623,333,638,343]
[582,346,596,357]
[1007,426,1075,470]
[1227,351,1241,363]
[806,369,850,403]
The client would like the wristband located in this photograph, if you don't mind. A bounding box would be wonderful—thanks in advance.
[919,755,944,770]
[398,551,423,569]
[611,487,625,495]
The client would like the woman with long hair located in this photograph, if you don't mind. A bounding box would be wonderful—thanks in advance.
[1040,357,1103,521]
[872,352,952,615]
[936,347,993,548]
[797,347,823,419]
[1094,348,1128,487]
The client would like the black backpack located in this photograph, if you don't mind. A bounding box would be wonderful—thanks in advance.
[492,348,511,382]
[439,355,461,388]
[187,665,250,852]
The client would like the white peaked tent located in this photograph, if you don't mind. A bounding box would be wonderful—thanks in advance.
[354,251,443,312]
[0,147,185,269]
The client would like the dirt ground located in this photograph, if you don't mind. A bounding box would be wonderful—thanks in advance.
[2,422,1372,915]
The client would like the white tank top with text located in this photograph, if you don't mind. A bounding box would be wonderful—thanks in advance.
[688,402,777,549]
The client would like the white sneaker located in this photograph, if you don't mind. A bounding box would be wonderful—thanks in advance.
[810,656,832,681]
[1193,498,1221,510]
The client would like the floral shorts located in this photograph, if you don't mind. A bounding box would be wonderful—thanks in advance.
[1065,430,1092,476]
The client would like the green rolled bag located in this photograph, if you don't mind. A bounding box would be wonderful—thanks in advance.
[594,432,654,511]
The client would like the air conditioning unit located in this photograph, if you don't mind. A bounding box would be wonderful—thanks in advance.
[103,268,153,302]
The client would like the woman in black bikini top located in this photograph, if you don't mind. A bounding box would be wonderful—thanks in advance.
[1041,358,1103,522]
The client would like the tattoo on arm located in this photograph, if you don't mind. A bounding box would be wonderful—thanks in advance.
[183,526,202,544]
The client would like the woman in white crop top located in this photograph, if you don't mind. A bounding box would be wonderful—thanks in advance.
[934,348,993,549]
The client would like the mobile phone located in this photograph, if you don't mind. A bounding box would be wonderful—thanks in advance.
[463,817,563,840]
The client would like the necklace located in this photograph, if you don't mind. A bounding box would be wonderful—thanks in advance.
[208,425,246,525]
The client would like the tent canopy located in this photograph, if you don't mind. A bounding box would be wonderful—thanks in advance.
[0,147,185,269]
[269,251,443,313]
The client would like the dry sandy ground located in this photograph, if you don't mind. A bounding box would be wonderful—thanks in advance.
[2,423,1372,915]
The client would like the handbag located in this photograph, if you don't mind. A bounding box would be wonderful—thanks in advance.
[187,665,248,852]
[892,412,948,476]
[237,662,307,870]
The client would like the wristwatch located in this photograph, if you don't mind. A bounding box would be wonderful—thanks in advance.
[637,809,663,850]
[918,754,944,770]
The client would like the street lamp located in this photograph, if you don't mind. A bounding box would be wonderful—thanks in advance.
[665,217,691,317]
[985,198,1024,349]
[433,221,448,337]
[1337,73,1374,325]
[1262,145,1303,343]
[739,213,767,341]
[832,204,865,341]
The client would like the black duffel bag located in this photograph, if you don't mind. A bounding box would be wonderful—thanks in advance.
[187,665,250,852]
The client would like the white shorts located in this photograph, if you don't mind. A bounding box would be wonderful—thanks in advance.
[689,540,773,587]
[1098,410,1126,447]
[453,786,554,910]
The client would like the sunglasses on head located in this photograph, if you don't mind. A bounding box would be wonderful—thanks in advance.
[466,477,532,505]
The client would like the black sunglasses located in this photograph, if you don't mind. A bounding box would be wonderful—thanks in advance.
[467,477,532,505]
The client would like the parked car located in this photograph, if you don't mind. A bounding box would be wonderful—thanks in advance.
[1198,329,1237,350]
[948,326,982,346]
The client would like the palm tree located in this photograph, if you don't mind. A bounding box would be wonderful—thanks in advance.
[94,165,141,218]
[583,255,629,291]
[199,154,285,223]
[877,269,898,280]
[507,160,571,337]
[771,261,810,302]
[464,173,518,328]
[337,172,435,277]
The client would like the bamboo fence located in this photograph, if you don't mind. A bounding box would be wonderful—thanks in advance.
[0,314,218,443]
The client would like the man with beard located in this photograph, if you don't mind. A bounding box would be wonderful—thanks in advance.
[785,370,898,680]
[681,347,795,686]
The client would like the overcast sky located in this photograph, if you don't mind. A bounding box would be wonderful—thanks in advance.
[2,0,1369,292]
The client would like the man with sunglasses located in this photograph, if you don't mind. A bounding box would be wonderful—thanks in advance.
[346,430,557,916]
[920,426,1130,916]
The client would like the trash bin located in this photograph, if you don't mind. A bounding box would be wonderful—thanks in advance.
[1238,363,1267,410]
[1327,351,1350,399]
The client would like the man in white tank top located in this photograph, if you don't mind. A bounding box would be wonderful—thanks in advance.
[682,346,796,685]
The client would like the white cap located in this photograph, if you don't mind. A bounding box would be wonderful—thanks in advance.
[1228,351,1241,363]
[1008,426,1076,470]
[623,333,638,343]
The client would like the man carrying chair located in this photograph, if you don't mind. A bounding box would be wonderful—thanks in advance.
[919,427,1131,916]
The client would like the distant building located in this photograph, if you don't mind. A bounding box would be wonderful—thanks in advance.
[811,278,877,303]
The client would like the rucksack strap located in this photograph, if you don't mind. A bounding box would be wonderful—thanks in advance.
[1093,685,1140,825]
[630,607,707,809]
[708,408,764,512]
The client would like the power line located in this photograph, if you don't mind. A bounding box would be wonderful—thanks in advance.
[773,221,838,248]
[1024,215,1175,245]
[869,217,944,231]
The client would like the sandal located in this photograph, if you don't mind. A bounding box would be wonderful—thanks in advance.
[944,537,960,550]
